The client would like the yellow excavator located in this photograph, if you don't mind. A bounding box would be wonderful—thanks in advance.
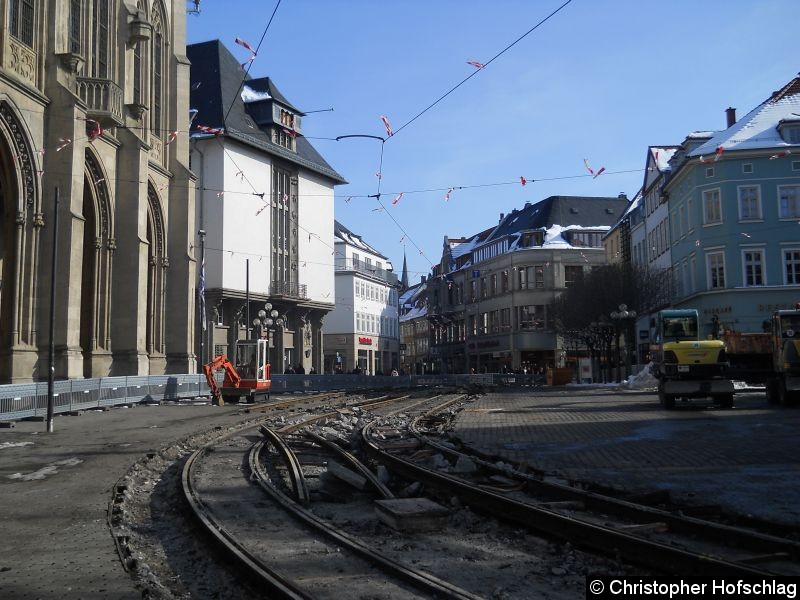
[650,309,734,409]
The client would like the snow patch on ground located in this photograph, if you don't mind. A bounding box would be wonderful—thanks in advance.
[0,441,34,450]
[7,457,83,481]
[619,363,658,390]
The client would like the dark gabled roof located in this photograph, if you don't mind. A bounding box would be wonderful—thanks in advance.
[187,40,346,184]
[484,195,630,243]
[334,220,390,262]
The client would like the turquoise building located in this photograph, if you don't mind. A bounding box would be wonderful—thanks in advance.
[665,75,800,337]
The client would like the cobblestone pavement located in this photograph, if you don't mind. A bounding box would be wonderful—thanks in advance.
[453,388,800,526]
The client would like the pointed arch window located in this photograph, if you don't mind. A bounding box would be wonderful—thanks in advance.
[150,3,166,133]
[10,0,35,47]
[69,0,81,54]
[91,0,110,77]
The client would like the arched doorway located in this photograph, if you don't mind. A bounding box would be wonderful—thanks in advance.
[146,183,166,365]
[0,100,41,382]
[79,151,113,377]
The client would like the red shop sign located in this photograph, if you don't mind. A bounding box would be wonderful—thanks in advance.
[358,337,373,345]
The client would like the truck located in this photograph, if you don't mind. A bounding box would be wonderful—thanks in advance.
[650,309,734,409]
[203,338,271,405]
[765,307,800,405]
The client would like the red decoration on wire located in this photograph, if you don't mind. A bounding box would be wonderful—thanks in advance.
[56,138,72,152]
[81,118,104,142]
[165,131,179,145]
[770,149,792,160]
[593,167,606,179]
[391,192,404,205]
[282,127,297,139]
[196,125,225,136]
[380,115,393,137]
[583,158,595,175]
[520,176,527,186]
[235,37,257,68]
[467,61,485,69]
[445,187,453,201]
[714,146,724,162]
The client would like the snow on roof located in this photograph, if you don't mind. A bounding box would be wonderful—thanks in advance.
[651,147,678,172]
[539,224,609,248]
[691,77,800,156]
[400,304,427,322]
[241,85,272,103]
[450,235,481,259]
[686,131,715,139]
[622,189,643,218]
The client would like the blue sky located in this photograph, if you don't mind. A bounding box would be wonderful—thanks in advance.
[186,0,800,284]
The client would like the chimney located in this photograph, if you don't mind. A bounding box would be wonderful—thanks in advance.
[725,107,736,128]
[499,213,505,222]
[618,192,627,201]
[420,275,426,284]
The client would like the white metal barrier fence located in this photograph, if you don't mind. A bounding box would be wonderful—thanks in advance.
[0,373,543,422]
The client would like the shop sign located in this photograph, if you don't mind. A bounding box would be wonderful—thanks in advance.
[358,336,373,345]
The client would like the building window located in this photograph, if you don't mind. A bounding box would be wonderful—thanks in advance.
[564,265,583,288]
[690,256,696,294]
[793,161,800,172]
[351,252,360,269]
[738,185,761,220]
[534,265,544,288]
[273,128,295,150]
[10,0,35,47]
[500,270,509,293]
[778,185,800,219]
[271,167,297,288]
[490,273,497,296]
[519,305,545,330]
[705,167,714,178]
[706,251,726,289]
[480,277,487,299]
[784,248,800,285]
[742,249,765,286]
[702,189,722,225]
[742,163,753,174]
[69,0,81,54]
[151,3,165,133]
[91,0,110,78]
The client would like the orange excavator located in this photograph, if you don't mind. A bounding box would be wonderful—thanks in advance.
[203,339,271,405]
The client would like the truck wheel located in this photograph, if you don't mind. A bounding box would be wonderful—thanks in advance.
[715,394,734,409]
[659,388,675,409]
[766,379,778,405]
[778,380,788,407]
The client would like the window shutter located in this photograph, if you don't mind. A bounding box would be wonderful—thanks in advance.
[294,115,302,133]
[272,103,281,124]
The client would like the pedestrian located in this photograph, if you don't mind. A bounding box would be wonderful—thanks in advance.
[295,363,305,374]
[309,366,316,375]
[284,365,295,374]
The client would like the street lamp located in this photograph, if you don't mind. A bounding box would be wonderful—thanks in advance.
[610,303,637,382]
[252,302,284,363]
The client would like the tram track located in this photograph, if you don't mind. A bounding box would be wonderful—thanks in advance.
[178,390,486,599]
[361,397,800,577]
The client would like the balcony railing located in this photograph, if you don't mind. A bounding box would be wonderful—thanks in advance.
[336,258,399,286]
[76,77,124,126]
[269,281,307,299]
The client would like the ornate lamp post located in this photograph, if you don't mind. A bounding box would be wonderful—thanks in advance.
[610,304,637,382]
[252,302,284,366]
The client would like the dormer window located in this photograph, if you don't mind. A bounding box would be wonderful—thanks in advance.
[778,119,800,144]
[520,231,544,247]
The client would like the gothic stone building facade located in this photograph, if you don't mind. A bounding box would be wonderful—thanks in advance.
[0,0,196,382]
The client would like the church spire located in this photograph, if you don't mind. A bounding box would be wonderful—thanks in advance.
[400,249,409,291]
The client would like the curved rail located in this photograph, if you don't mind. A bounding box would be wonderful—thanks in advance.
[248,433,483,600]
[363,411,777,577]
[259,425,310,506]
[181,447,314,600]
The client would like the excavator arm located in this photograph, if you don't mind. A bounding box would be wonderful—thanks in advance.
[202,355,241,404]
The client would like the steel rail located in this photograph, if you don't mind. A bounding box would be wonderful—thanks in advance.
[303,429,395,499]
[362,421,773,577]
[248,438,485,600]
[259,425,310,506]
[181,446,315,600]
[407,413,800,561]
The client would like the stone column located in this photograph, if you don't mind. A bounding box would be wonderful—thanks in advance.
[110,129,150,375]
